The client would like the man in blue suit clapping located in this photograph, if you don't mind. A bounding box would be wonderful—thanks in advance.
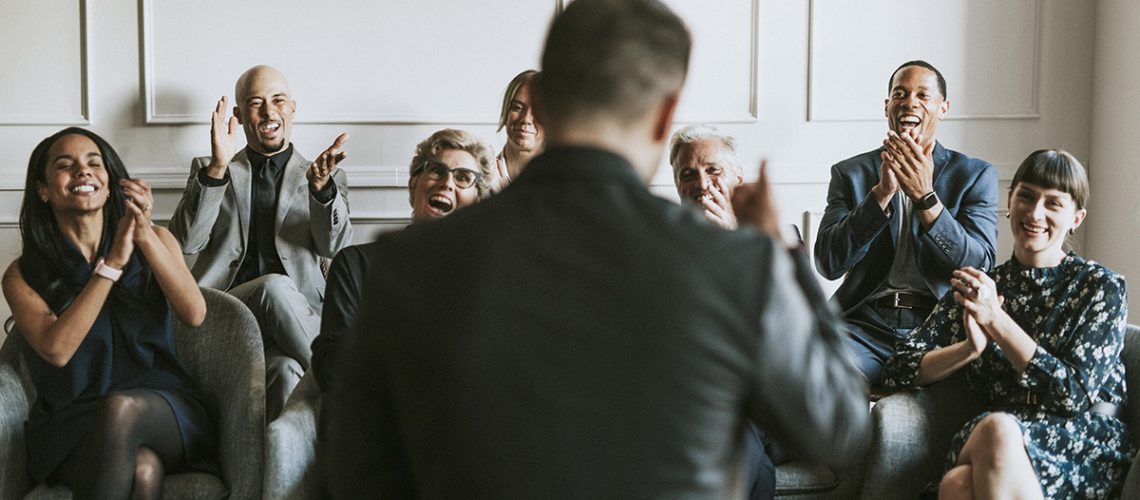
[814,60,998,386]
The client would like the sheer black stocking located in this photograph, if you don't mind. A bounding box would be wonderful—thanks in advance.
[52,390,186,500]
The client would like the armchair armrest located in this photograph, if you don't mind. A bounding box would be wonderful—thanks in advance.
[265,372,322,500]
[0,332,35,500]
[860,372,981,500]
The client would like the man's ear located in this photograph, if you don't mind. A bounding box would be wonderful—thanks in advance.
[938,99,950,120]
[652,93,681,144]
[233,106,244,124]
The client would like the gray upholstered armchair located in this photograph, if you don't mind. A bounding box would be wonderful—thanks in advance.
[774,458,864,499]
[859,324,1140,499]
[264,372,322,500]
[0,287,265,500]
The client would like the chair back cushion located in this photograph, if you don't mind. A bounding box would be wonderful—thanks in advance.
[1123,325,1140,439]
[0,332,35,500]
[172,287,265,500]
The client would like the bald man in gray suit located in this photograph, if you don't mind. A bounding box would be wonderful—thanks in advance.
[170,65,352,420]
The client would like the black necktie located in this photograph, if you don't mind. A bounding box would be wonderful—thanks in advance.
[254,156,279,274]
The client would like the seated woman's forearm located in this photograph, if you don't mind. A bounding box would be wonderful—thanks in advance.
[137,227,206,327]
[985,313,1038,375]
[915,341,979,385]
[4,267,116,368]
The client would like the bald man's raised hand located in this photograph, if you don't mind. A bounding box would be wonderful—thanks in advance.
[206,96,239,179]
[308,133,349,192]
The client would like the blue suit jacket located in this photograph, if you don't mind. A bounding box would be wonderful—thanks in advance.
[814,142,998,315]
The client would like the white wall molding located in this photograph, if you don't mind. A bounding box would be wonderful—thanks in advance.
[0,0,90,125]
[140,0,560,125]
[669,0,759,123]
[0,162,1018,192]
[806,0,1042,122]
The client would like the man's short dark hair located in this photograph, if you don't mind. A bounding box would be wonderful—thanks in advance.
[538,0,691,127]
[888,60,947,100]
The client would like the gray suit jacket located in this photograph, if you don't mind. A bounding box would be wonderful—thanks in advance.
[169,147,352,310]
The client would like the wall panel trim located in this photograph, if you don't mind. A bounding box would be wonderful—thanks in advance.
[140,0,562,125]
[805,0,1043,122]
[0,0,90,125]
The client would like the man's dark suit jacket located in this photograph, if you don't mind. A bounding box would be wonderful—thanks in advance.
[814,143,998,314]
[322,147,869,499]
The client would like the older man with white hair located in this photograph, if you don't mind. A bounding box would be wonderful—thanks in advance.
[669,124,745,229]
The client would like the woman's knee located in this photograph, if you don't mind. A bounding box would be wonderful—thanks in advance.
[970,413,1024,450]
[133,447,164,498]
[938,464,973,500]
[961,412,1028,468]
[95,392,146,432]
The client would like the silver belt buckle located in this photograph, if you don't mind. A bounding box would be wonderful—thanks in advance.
[893,293,911,309]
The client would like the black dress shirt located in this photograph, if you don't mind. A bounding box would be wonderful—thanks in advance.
[198,146,339,288]
[233,146,292,287]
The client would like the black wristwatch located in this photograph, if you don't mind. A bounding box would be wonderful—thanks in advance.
[914,191,940,211]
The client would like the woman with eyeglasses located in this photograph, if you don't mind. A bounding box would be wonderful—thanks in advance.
[4,128,215,498]
[881,150,1132,499]
[310,128,495,391]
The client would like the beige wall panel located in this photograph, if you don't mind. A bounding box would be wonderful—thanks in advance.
[0,0,88,125]
[666,0,757,123]
[141,0,556,124]
[808,0,1040,122]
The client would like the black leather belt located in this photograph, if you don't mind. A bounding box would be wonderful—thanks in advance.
[994,391,1124,420]
[872,292,936,310]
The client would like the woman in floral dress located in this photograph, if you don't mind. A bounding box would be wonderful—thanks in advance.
[881,149,1133,499]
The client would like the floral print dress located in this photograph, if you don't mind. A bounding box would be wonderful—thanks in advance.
[882,253,1134,499]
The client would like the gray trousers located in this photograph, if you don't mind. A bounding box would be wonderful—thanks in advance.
[229,274,321,422]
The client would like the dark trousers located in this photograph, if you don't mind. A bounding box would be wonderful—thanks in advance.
[843,301,933,387]
[746,422,789,500]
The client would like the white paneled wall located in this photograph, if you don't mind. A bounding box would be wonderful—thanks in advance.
[808,0,1042,121]
[1088,0,1140,326]
[0,0,1104,345]
[0,0,88,125]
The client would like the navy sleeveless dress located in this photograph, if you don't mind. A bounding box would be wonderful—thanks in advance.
[22,236,217,483]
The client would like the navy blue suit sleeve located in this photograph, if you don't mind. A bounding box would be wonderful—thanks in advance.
[814,164,892,280]
[918,162,999,274]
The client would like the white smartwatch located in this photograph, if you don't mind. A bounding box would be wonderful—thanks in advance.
[92,258,123,282]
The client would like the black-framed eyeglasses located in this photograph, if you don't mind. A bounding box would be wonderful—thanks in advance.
[414,159,482,189]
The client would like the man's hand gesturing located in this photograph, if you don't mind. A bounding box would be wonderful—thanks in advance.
[207,96,240,179]
[308,133,349,192]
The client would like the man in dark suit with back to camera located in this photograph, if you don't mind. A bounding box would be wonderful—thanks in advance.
[169,65,353,420]
[322,1,868,497]
[814,60,998,387]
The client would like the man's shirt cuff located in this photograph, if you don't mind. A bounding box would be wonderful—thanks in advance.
[197,168,229,187]
[311,181,337,204]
